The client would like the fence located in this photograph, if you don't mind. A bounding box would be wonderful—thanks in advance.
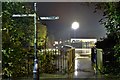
[67,49,75,73]
[39,48,75,74]
[96,49,103,72]
[2,48,75,79]
[91,48,103,72]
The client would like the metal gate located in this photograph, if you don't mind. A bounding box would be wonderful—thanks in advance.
[38,48,75,74]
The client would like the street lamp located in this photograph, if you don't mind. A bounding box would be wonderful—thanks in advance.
[71,21,79,37]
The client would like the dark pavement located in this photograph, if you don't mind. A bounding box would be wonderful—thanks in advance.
[67,56,104,79]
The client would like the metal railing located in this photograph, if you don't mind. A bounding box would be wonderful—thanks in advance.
[39,48,75,74]
[2,48,75,79]
[30,48,75,75]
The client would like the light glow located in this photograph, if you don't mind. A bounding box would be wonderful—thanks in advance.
[72,22,79,30]
[74,59,78,76]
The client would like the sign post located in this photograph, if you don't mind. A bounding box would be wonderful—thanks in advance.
[12,3,39,80]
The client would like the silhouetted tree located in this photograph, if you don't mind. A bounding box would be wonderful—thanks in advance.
[95,2,120,75]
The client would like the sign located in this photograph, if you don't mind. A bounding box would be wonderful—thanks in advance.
[71,38,97,43]
[40,16,59,20]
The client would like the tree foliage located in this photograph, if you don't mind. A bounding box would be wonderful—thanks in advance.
[37,22,47,49]
[47,33,55,48]
[2,2,35,78]
[2,2,48,78]
[95,2,120,75]
[95,2,120,40]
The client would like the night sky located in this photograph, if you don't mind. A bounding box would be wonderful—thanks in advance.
[28,2,106,40]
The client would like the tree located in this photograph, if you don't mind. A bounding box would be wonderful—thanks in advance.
[95,2,120,40]
[95,2,120,75]
[2,2,49,78]
[2,2,35,78]
[37,21,47,49]
[47,33,55,48]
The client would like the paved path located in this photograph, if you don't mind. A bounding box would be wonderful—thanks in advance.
[2,55,104,80]
[67,57,104,79]
[67,58,94,78]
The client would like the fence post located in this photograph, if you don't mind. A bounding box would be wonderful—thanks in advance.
[67,49,75,74]
[96,49,103,72]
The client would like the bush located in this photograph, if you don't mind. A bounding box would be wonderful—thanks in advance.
[39,51,58,74]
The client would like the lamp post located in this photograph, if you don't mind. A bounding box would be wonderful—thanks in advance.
[71,21,79,38]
